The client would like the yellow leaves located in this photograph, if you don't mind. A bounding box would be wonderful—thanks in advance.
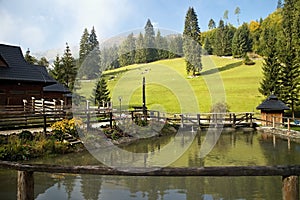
[249,21,260,32]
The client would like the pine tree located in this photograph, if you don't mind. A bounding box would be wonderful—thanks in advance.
[232,23,252,58]
[208,19,216,30]
[214,19,225,56]
[259,27,281,97]
[37,57,49,67]
[155,30,169,60]
[24,49,37,64]
[183,7,202,75]
[61,43,77,91]
[277,0,283,9]
[168,35,183,58]
[94,77,110,106]
[203,37,213,55]
[278,0,300,117]
[118,33,136,67]
[86,27,101,78]
[135,33,147,64]
[144,19,157,62]
[79,28,90,65]
[49,54,62,80]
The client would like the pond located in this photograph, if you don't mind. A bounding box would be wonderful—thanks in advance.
[0,129,300,200]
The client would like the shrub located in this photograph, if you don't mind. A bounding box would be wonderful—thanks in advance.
[243,55,255,65]
[19,130,34,142]
[51,118,83,141]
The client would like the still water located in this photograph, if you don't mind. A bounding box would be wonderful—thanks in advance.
[1,129,300,200]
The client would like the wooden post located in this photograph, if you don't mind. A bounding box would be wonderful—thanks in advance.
[86,100,90,130]
[197,114,201,126]
[232,113,236,128]
[273,116,275,128]
[43,114,47,134]
[157,111,160,122]
[109,112,113,128]
[282,176,299,200]
[180,114,184,128]
[17,171,34,200]
[288,118,291,133]
[250,113,253,128]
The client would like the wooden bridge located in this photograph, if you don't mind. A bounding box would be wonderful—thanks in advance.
[0,161,298,200]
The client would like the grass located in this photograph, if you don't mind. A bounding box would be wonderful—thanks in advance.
[76,56,265,114]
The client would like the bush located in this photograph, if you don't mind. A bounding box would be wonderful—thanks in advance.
[243,55,255,65]
[19,130,34,142]
[51,118,83,141]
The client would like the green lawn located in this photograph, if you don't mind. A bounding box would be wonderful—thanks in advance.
[76,56,264,114]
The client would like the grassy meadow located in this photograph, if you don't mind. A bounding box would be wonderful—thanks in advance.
[77,56,264,114]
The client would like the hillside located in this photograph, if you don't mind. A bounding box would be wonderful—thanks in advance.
[77,56,264,114]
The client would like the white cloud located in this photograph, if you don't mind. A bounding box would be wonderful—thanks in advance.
[0,0,134,53]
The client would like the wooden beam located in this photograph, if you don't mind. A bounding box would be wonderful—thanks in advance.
[1,161,300,177]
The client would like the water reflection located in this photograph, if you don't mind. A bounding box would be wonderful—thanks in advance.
[1,130,300,199]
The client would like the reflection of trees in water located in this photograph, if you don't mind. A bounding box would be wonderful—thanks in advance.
[62,175,77,200]
[80,174,102,200]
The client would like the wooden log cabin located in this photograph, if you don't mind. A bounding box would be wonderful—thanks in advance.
[256,94,290,126]
[0,44,71,107]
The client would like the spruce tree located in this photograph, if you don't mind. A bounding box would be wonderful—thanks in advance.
[208,19,216,30]
[168,35,183,58]
[155,30,169,60]
[259,27,281,97]
[61,43,77,91]
[118,33,136,67]
[79,28,90,64]
[232,23,252,58]
[94,77,110,106]
[24,49,37,64]
[183,7,202,75]
[214,19,225,56]
[135,33,147,63]
[144,19,157,62]
[203,37,213,55]
[278,0,300,117]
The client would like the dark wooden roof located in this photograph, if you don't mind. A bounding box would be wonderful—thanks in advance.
[44,82,71,94]
[0,44,55,85]
[256,95,290,111]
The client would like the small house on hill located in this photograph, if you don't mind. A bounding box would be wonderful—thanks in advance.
[256,94,290,126]
[0,44,71,107]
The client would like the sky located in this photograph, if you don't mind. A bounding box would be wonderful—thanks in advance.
[0,0,278,57]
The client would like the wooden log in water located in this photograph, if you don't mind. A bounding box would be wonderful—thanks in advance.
[17,171,34,200]
[282,176,299,200]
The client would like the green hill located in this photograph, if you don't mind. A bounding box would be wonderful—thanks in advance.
[77,56,264,114]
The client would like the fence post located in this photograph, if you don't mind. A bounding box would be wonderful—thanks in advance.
[282,176,299,200]
[197,114,201,126]
[109,112,113,128]
[232,114,236,128]
[288,118,291,134]
[273,116,275,128]
[31,97,35,112]
[17,171,34,200]
[86,100,90,130]
[180,114,184,128]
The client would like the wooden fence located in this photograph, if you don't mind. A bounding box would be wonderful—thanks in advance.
[0,161,298,200]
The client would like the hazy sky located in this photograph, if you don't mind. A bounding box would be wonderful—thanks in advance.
[0,0,278,54]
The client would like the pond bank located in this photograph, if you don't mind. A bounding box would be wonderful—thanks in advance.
[257,126,300,143]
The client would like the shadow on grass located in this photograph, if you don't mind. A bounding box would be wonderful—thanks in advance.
[201,61,243,76]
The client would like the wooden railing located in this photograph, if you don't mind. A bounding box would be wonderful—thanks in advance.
[0,161,298,200]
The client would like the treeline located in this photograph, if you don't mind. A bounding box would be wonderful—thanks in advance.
[77,19,184,79]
